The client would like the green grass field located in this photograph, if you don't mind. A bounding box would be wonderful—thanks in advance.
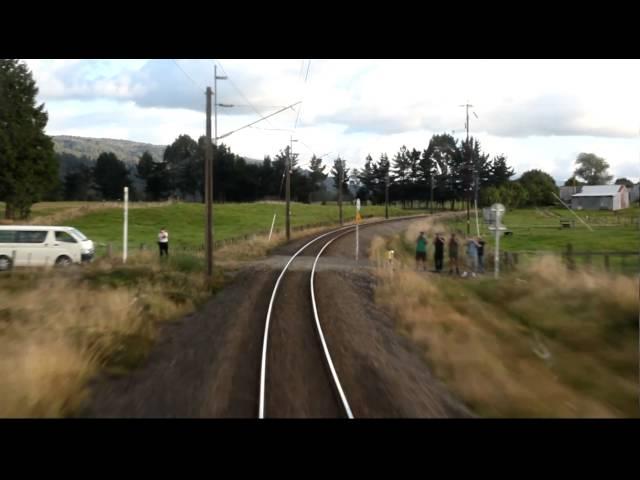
[442,206,639,275]
[23,201,424,252]
[447,206,639,253]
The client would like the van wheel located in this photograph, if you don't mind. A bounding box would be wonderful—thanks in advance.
[0,255,12,272]
[55,255,72,267]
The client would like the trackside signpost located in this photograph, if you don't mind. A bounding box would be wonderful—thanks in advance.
[123,186,129,263]
[355,198,361,262]
[489,203,506,278]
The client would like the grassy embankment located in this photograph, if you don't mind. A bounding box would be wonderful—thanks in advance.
[370,217,638,418]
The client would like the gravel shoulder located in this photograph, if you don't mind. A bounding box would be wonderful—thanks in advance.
[84,214,472,418]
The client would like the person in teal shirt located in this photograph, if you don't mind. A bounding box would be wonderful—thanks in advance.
[415,232,427,271]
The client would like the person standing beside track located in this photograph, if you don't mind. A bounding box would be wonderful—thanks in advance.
[477,236,486,273]
[415,231,427,271]
[158,227,169,258]
[434,233,445,273]
[448,233,460,275]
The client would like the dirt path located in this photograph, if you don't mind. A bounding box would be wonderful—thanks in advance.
[84,213,472,418]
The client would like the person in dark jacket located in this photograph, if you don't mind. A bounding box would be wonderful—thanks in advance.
[448,233,460,275]
[434,233,445,273]
[477,237,486,273]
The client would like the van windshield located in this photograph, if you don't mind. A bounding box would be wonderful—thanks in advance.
[70,228,87,241]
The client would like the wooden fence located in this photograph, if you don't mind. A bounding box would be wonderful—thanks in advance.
[499,243,639,274]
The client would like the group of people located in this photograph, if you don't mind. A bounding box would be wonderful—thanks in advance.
[415,231,485,276]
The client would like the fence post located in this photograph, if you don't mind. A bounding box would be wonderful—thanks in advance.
[565,243,575,270]
[604,254,610,272]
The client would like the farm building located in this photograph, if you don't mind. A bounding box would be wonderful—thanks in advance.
[571,185,630,211]
[630,184,640,204]
[559,185,581,202]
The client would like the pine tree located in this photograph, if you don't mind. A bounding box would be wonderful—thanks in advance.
[163,134,199,199]
[137,151,170,200]
[0,59,59,219]
[309,154,328,193]
[331,157,350,195]
[357,154,377,201]
[372,153,391,204]
[93,152,130,200]
[392,146,410,207]
[488,154,515,187]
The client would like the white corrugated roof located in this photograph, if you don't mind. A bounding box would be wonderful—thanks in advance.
[572,185,623,197]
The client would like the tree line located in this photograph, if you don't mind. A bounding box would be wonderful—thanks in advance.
[60,136,329,203]
[59,132,521,209]
[2,58,636,220]
[57,134,636,211]
[351,134,517,210]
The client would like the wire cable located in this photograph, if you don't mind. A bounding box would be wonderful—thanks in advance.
[172,59,205,91]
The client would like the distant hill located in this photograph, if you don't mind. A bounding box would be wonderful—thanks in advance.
[52,135,167,166]
[52,135,262,166]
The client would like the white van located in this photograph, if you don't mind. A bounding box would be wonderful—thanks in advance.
[0,226,95,271]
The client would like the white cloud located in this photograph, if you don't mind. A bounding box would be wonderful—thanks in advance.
[22,58,640,182]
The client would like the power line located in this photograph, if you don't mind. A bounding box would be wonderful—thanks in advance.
[226,105,290,109]
[172,59,205,91]
[213,59,277,129]
[249,125,294,132]
[296,139,316,155]
[217,102,300,141]
[294,60,312,130]
[304,60,311,83]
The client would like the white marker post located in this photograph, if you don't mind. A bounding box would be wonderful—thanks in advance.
[123,186,129,263]
[474,198,481,237]
[490,203,505,278]
[494,221,499,278]
[268,213,277,241]
[355,198,361,262]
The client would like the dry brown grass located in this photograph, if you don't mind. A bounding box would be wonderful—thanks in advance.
[0,278,156,417]
[371,230,639,418]
[0,338,95,417]
[0,249,220,418]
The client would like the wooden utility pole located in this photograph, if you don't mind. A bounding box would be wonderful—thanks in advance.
[286,137,292,240]
[338,158,344,225]
[205,87,213,277]
[385,169,390,219]
[430,175,434,215]
[209,66,227,275]
[464,103,471,235]
[459,103,475,234]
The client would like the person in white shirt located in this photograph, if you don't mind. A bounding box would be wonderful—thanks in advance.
[158,228,169,257]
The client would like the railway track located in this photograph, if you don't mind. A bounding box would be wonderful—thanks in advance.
[258,214,430,419]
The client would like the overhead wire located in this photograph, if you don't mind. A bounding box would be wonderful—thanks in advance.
[214,59,277,129]
[172,59,205,91]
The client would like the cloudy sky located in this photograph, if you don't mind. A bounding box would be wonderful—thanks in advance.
[24,59,640,183]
